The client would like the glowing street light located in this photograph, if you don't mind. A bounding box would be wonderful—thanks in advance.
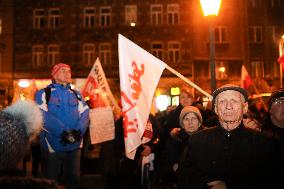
[18,80,31,88]
[200,0,222,16]
[200,0,221,93]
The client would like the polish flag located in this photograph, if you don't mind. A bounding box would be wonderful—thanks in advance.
[241,65,253,89]
[118,34,166,159]
[278,54,284,71]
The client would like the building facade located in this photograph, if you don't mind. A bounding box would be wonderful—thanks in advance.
[5,0,284,105]
[0,0,14,108]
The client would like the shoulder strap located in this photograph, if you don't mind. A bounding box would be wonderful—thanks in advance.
[70,88,82,101]
[44,87,82,105]
[44,87,51,105]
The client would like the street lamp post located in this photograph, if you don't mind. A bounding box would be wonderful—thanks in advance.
[200,0,221,93]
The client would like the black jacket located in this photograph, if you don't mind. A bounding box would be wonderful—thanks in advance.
[178,122,281,189]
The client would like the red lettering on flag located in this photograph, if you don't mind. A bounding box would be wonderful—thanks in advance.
[128,61,145,100]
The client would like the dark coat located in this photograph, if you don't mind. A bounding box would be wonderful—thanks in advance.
[178,122,282,189]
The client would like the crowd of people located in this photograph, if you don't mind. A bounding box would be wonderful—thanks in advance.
[0,63,284,189]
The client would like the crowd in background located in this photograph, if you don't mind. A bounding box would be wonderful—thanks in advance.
[0,63,284,189]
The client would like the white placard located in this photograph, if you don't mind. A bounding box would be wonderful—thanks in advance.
[89,106,115,144]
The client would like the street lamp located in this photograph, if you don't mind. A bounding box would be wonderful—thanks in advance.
[200,0,221,93]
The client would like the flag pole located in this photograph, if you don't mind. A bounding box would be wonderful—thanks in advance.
[251,83,268,112]
[164,64,212,99]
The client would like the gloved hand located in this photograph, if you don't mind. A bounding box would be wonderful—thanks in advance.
[70,129,82,142]
[60,130,76,146]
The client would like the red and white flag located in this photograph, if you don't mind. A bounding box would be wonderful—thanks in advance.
[118,34,166,159]
[278,54,284,71]
[241,65,253,89]
[81,58,120,111]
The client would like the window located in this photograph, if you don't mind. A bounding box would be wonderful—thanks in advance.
[151,4,163,25]
[125,5,137,25]
[268,26,279,43]
[99,43,111,64]
[0,18,2,35]
[100,7,111,27]
[270,61,280,79]
[251,61,264,78]
[215,27,227,43]
[168,42,180,63]
[83,43,95,67]
[151,42,164,60]
[83,7,96,28]
[215,61,228,80]
[33,9,45,29]
[270,0,281,8]
[248,0,262,8]
[48,8,61,29]
[47,44,59,66]
[0,52,2,72]
[32,45,44,67]
[167,4,179,25]
[248,26,262,43]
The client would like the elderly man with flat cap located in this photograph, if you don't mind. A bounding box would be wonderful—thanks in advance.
[35,63,89,189]
[178,84,281,189]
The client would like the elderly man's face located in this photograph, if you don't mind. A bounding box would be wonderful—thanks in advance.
[215,90,248,124]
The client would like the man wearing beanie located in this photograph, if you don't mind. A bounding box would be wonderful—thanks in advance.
[35,63,90,189]
[178,84,282,189]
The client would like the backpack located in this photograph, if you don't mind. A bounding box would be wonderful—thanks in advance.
[44,87,82,105]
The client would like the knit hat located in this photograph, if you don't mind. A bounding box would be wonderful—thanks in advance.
[51,63,71,77]
[0,100,43,172]
[212,84,248,112]
[268,88,284,109]
[179,106,202,127]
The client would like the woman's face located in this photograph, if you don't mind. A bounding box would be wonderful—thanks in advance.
[182,112,200,134]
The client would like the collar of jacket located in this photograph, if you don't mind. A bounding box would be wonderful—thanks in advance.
[216,121,245,137]
[50,83,71,89]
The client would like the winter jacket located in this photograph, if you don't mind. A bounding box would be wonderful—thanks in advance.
[178,122,281,189]
[35,83,89,152]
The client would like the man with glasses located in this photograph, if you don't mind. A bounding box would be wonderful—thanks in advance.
[262,89,284,161]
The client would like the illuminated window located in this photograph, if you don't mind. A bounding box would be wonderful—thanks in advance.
[47,44,59,66]
[167,4,179,25]
[251,61,264,78]
[83,43,95,67]
[125,5,137,25]
[99,43,111,64]
[248,0,262,8]
[151,42,164,60]
[100,7,111,27]
[270,0,281,8]
[0,52,2,72]
[168,42,180,63]
[151,4,163,25]
[267,26,277,43]
[248,26,262,43]
[48,8,61,29]
[83,7,96,28]
[215,27,227,43]
[33,9,45,29]
[32,45,44,67]
[216,61,228,80]
[0,18,2,35]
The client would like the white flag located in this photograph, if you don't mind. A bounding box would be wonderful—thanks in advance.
[118,34,166,159]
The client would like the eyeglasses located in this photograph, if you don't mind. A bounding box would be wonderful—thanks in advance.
[273,98,284,105]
